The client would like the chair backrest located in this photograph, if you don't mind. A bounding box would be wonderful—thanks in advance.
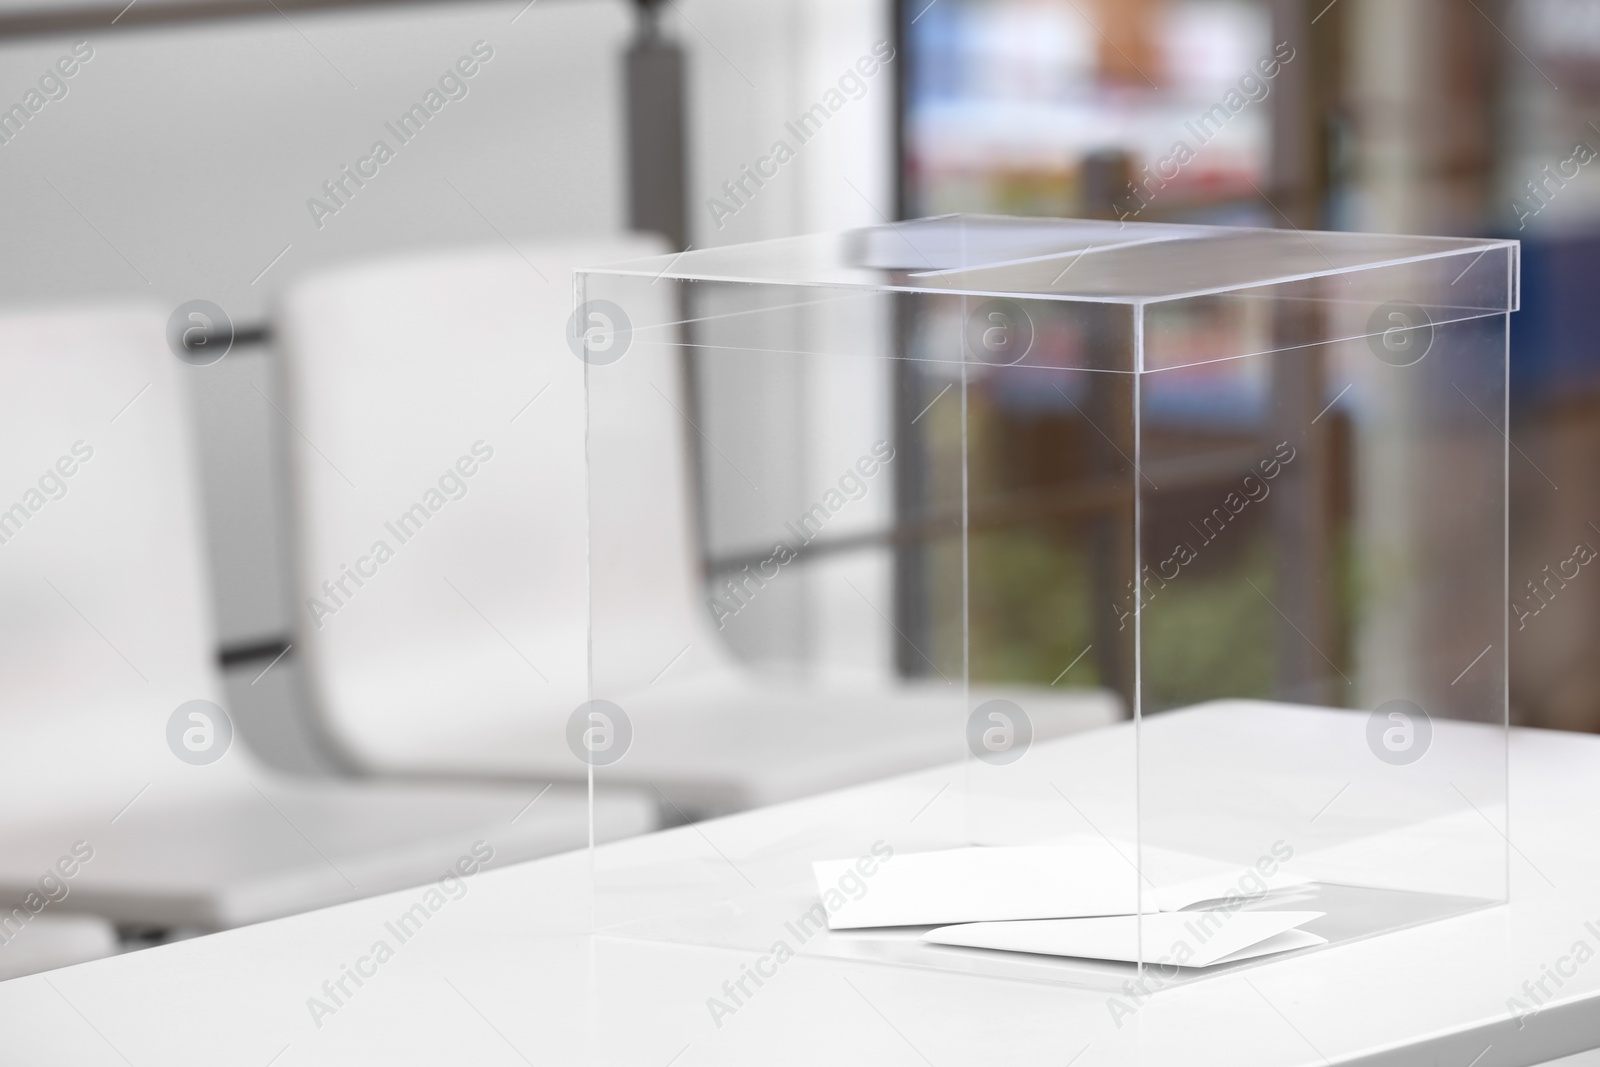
[277,236,725,772]
[0,303,251,817]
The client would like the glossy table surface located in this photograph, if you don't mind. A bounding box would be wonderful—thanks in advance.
[2,709,1598,1067]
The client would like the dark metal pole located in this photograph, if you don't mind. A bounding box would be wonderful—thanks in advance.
[625,0,687,250]
[888,0,931,677]
[1267,0,1337,702]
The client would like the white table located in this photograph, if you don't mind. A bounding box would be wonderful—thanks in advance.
[3,708,1599,1066]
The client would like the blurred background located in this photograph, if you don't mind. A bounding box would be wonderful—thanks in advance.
[0,0,1589,978]
[895,0,1594,732]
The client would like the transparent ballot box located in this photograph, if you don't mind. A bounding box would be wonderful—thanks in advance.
[575,216,1516,988]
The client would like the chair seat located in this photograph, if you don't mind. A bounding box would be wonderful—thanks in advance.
[0,915,117,981]
[336,673,1122,816]
[0,775,652,930]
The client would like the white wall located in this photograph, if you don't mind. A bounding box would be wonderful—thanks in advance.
[0,0,631,321]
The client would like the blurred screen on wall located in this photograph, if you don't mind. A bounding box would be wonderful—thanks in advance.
[904,0,1274,221]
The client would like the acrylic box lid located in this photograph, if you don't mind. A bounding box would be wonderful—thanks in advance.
[579,214,1517,310]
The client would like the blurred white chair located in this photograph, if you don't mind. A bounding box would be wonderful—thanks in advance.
[276,241,619,772]
[0,303,653,941]
[0,916,117,983]
[278,238,1120,815]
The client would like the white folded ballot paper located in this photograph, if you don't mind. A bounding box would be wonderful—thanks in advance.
[812,840,1306,930]
[810,840,1323,968]
[922,912,1328,968]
